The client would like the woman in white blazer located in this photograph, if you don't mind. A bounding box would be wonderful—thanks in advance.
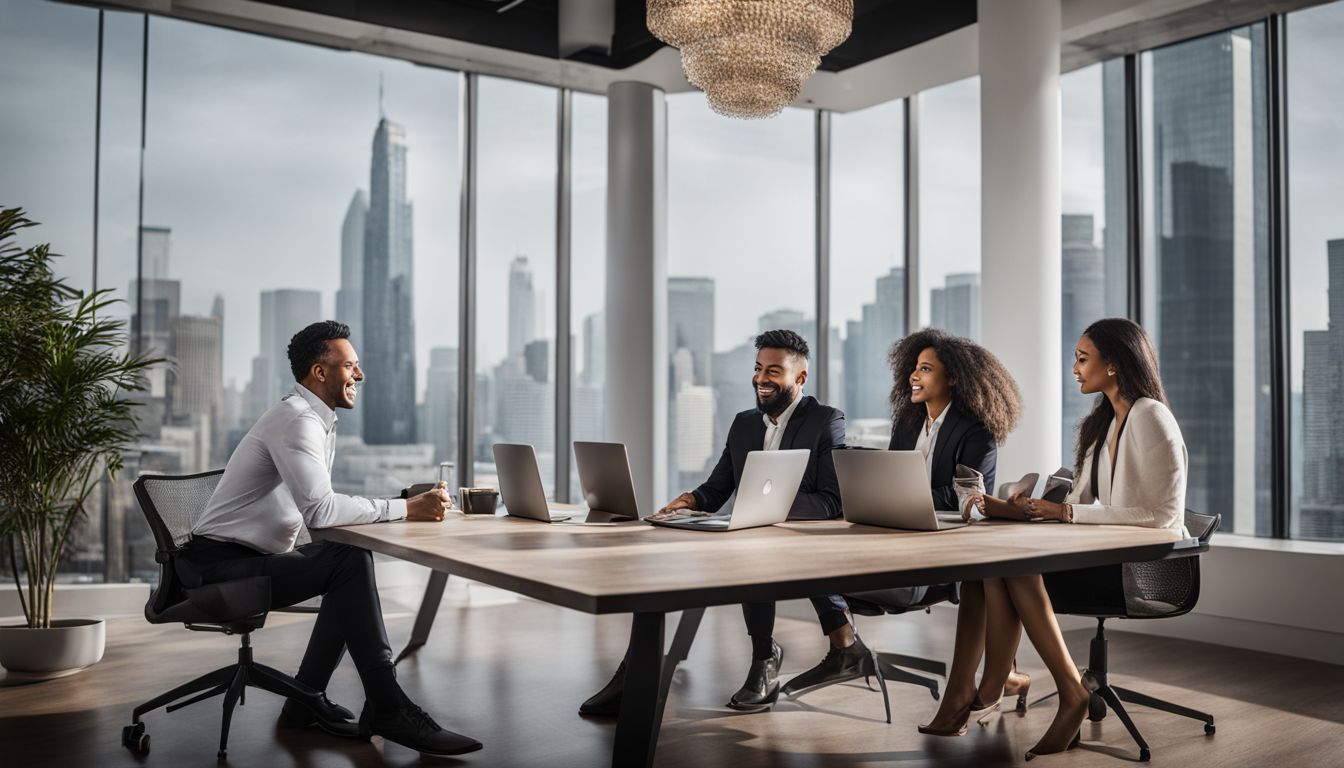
[922,318,1187,761]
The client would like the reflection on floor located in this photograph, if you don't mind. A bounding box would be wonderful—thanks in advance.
[2,572,1341,767]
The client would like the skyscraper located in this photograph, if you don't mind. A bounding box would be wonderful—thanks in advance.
[930,272,981,340]
[337,190,368,438]
[1300,239,1344,540]
[361,117,416,444]
[1061,214,1103,453]
[508,255,537,358]
[842,266,905,423]
[140,226,171,280]
[259,289,322,406]
[667,277,715,489]
[422,346,459,466]
[1150,29,1268,531]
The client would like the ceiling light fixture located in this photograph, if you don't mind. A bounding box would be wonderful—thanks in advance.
[647,0,853,119]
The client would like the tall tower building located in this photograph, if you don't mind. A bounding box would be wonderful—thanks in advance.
[140,226,172,281]
[259,289,322,406]
[667,277,716,491]
[1301,239,1344,539]
[337,189,368,438]
[422,346,459,465]
[362,116,417,444]
[930,272,980,341]
[843,266,905,422]
[1061,214,1104,453]
[508,256,537,358]
[1150,28,1268,531]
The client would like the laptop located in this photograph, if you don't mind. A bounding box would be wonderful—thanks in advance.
[573,441,642,522]
[648,449,810,532]
[834,449,968,531]
[493,443,580,523]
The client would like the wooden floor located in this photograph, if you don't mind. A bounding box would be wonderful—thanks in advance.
[3,573,1342,767]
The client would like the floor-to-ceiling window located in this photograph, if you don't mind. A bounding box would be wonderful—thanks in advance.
[473,76,557,496]
[567,91,608,501]
[666,95,815,501]
[829,99,905,447]
[918,77,981,341]
[1060,60,1129,459]
[1287,0,1344,541]
[1140,24,1271,536]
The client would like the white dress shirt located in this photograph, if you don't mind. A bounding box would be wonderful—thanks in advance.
[194,384,407,553]
[762,389,804,451]
[914,402,951,478]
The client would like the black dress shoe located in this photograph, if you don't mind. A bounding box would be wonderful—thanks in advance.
[359,699,482,757]
[727,641,782,712]
[780,636,872,697]
[277,692,362,739]
[579,660,625,716]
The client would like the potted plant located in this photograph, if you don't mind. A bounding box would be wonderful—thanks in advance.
[0,207,157,678]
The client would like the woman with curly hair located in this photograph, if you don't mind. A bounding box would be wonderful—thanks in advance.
[781,328,1025,701]
[948,318,1188,760]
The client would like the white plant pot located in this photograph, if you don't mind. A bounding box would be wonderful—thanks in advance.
[0,618,106,679]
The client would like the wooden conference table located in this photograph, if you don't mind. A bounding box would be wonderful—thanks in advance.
[313,514,1188,768]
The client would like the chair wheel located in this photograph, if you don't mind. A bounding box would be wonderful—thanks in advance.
[122,723,150,754]
[1205,723,1216,735]
[1139,747,1151,762]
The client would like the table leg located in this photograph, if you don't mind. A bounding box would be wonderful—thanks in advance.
[659,607,704,696]
[394,570,449,665]
[613,612,665,768]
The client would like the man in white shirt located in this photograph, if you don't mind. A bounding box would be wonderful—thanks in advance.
[178,321,480,758]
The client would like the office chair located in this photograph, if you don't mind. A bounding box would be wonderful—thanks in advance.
[1034,509,1219,762]
[782,584,955,724]
[121,470,330,760]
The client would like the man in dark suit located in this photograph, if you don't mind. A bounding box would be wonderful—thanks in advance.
[579,329,856,716]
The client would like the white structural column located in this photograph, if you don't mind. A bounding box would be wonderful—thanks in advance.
[606,81,668,510]
[979,0,1063,482]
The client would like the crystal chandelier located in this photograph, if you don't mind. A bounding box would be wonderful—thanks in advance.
[647,0,853,119]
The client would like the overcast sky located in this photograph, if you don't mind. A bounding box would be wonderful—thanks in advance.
[1,0,1339,396]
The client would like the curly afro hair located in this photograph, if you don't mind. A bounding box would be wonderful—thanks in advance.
[887,327,1022,443]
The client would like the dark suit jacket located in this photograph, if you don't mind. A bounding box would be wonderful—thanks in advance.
[690,395,845,520]
[889,402,997,512]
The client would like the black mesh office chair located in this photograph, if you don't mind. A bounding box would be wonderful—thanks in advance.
[121,470,327,760]
[1035,509,1220,762]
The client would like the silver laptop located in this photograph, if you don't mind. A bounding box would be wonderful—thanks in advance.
[573,441,641,522]
[649,449,810,531]
[493,443,578,523]
[834,449,967,531]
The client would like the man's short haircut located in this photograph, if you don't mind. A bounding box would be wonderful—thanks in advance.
[287,320,351,381]
[755,328,809,362]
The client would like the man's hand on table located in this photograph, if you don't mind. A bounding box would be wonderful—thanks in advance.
[407,482,454,522]
[647,492,711,522]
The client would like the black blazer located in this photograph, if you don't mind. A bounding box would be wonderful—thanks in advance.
[690,395,845,520]
[889,402,998,512]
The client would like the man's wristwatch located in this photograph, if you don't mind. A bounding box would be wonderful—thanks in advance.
[1062,503,1074,523]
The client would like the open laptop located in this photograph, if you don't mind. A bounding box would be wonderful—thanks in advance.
[834,449,968,531]
[493,443,582,523]
[573,441,642,522]
[648,449,810,532]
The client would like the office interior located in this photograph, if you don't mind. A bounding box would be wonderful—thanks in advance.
[1,0,1342,766]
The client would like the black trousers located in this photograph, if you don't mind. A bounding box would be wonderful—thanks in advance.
[176,538,396,701]
[742,594,852,646]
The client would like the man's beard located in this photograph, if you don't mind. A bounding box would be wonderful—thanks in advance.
[756,382,797,419]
